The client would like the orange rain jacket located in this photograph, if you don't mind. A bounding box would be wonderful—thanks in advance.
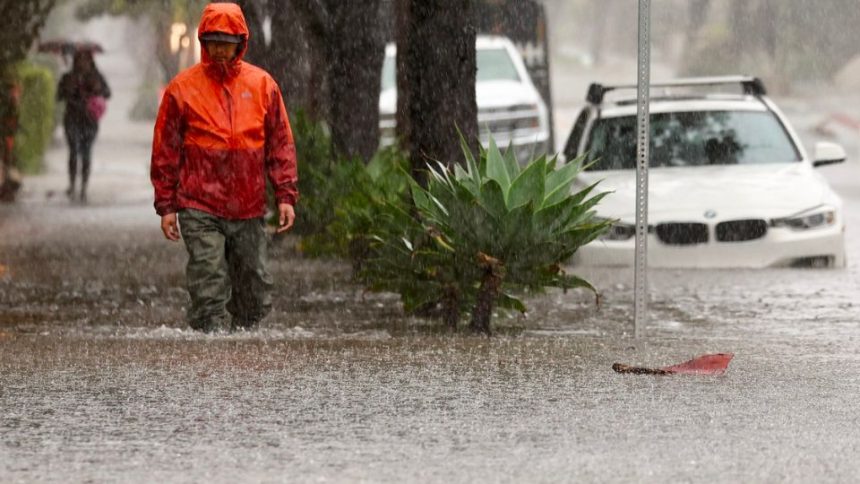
[150,3,297,219]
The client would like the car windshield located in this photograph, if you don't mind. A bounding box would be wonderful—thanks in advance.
[476,48,520,82]
[381,47,519,91]
[585,110,800,170]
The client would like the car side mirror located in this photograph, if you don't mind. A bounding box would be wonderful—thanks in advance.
[813,141,846,167]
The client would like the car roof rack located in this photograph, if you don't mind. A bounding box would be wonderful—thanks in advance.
[586,76,767,105]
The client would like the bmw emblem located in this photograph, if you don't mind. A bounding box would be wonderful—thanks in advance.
[704,210,717,219]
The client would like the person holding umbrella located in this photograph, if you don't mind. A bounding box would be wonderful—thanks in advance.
[57,48,110,202]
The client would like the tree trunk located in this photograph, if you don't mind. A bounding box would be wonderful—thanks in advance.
[267,2,388,161]
[291,0,330,122]
[267,0,311,112]
[469,253,503,335]
[324,1,386,162]
[441,285,460,331]
[234,0,268,71]
[395,0,478,185]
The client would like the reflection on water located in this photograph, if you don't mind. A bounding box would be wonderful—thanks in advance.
[2,222,860,482]
[2,334,859,482]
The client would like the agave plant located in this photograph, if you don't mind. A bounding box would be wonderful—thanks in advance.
[357,200,466,328]
[361,137,611,334]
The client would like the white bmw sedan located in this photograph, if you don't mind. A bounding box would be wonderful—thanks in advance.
[565,77,847,268]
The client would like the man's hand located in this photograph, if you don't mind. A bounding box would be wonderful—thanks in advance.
[161,213,180,241]
[277,203,295,233]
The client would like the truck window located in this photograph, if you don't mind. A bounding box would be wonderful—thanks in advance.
[381,47,520,91]
[476,49,520,82]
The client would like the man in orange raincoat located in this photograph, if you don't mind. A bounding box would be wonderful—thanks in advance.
[150,3,298,333]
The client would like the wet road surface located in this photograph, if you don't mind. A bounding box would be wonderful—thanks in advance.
[2,15,860,480]
[2,141,859,483]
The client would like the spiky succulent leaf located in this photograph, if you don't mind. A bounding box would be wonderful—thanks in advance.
[507,155,546,210]
[503,141,520,171]
[485,137,515,194]
[476,179,507,221]
[543,154,587,208]
[458,130,482,188]
[496,292,527,313]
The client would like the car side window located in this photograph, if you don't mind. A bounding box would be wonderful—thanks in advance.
[563,109,590,161]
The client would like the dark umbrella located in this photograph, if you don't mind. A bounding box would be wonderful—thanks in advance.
[37,40,104,57]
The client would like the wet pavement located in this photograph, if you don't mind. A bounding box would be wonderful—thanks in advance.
[3,13,860,484]
[2,126,860,483]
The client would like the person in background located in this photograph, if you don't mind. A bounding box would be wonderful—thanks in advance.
[57,50,110,203]
[150,3,298,333]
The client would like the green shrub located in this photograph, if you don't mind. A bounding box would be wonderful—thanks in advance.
[279,110,344,237]
[279,111,411,263]
[14,61,55,174]
[302,144,411,261]
[359,138,612,334]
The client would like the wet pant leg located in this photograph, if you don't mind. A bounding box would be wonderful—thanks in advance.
[79,123,97,198]
[65,124,80,191]
[225,217,273,329]
[178,209,231,332]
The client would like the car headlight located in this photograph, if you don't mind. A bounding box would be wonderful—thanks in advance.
[599,220,636,241]
[771,206,837,231]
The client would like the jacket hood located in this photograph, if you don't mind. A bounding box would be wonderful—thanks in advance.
[198,3,249,76]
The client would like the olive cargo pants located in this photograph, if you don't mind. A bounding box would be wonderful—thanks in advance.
[179,209,273,332]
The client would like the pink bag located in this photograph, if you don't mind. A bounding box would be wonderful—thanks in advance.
[86,95,107,121]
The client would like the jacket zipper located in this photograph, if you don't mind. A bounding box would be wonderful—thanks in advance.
[224,84,234,147]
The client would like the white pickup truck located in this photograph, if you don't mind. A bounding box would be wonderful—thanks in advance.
[379,35,551,163]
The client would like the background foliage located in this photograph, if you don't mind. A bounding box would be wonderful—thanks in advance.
[14,62,56,174]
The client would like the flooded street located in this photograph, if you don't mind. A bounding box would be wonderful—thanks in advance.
[3,10,860,484]
[2,130,859,483]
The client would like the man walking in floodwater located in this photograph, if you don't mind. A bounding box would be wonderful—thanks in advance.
[150,3,298,333]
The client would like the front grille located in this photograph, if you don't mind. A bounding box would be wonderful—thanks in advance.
[478,116,539,136]
[716,219,768,242]
[655,223,709,245]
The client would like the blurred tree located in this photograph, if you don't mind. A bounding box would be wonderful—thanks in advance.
[395,0,478,184]
[291,0,386,162]
[0,0,56,68]
[0,0,56,198]
[686,0,711,46]
[587,0,612,66]
[232,0,310,112]
[322,1,386,162]
[681,0,860,89]
[76,0,208,83]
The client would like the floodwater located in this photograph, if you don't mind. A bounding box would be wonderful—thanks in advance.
[2,145,860,483]
[3,11,860,484]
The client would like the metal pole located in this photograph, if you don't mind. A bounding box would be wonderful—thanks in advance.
[634,0,651,339]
